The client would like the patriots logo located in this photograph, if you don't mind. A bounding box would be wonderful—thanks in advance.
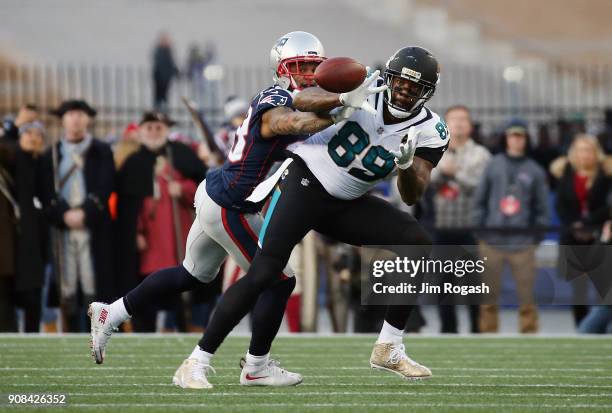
[259,93,288,107]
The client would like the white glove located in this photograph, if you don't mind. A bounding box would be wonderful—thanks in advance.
[389,127,419,170]
[339,70,387,115]
[329,106,355,124]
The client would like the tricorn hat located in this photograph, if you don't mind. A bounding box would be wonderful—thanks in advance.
[139,110,176,126]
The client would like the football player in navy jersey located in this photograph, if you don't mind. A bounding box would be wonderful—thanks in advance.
[89,31,383,388]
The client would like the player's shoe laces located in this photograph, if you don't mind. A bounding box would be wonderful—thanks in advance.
[88,302,116,364]
[172,358,216,389]
[370,343,432,380]
[239,357,303,386]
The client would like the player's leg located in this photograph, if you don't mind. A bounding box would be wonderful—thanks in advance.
[216,207,302,385]
[197,160,330,365]
[176,186,302,387]
[89,183,227,365]
[321,194,433,379]
[234,214,296,371]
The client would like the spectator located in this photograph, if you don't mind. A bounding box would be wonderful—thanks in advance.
[40,100,115,332]
[550,134,611,326]
[0,134,18,330]
[212,96,249,158]
[115,110,206,332]
[14,122,47,332]
[186,43,206,79]
[1,104,39,141]
[114,122,140,170]
[152,32,179,112]
[430,105,490,333]
[578,218,611,334]
[472,120,551,333]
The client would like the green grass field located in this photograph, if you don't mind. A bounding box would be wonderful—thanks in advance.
[0,334,611,412]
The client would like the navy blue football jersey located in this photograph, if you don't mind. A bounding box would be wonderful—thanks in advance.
[206,86,306,213]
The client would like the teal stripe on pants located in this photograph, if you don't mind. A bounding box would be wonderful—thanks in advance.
[258,188,282,248]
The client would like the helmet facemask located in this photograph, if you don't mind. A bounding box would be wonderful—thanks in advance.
[383,71,435,118]
[276,56,325,92]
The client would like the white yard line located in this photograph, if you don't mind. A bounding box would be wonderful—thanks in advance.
[3,383,612,388]
[59,391,612,398]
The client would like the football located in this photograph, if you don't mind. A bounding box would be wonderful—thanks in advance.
[314,57,367,93]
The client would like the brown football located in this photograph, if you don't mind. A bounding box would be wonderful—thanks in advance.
[314,57,367,93]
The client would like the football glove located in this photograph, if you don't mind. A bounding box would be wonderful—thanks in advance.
[339,70,387,115]
[329,106,355,124]
[389,127,419,170]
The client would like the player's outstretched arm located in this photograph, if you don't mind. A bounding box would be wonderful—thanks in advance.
[294,71,386,115]
[396,157,433,205]
[260,106,334,139]
[293,87,342,113]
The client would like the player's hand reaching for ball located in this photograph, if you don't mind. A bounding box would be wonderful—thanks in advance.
[390,127,419,170]
[339,70,387,115]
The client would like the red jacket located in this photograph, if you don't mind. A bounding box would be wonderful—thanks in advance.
[137,159,196,274]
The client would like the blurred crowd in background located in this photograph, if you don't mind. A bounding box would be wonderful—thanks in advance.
[0,34,610,336]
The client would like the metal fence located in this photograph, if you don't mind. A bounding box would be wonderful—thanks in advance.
[1,61,611,142]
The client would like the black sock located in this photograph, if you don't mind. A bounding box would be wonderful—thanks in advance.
[249,277,296,356]
[124,265,203,316]
[384,305,416,331]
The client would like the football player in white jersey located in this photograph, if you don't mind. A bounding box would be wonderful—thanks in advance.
[196,47,449,383]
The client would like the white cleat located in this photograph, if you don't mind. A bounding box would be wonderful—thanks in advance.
[370,343,432,380]
[240,358,303,386]
[88,302,115,364]
[173,358,215,389]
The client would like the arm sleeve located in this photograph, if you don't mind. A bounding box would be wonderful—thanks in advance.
[414,116,450,167]
[414,143,448,167]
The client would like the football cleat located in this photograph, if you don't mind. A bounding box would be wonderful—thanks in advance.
[88,302,115,364]
[240,358,303,386]
[172,358,215,389]
[370,343,432,380]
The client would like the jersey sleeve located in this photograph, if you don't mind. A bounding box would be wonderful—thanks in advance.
[414,113,450,167]
[252,87,294,119]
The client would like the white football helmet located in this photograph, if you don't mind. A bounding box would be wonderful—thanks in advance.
[270,31,326,91]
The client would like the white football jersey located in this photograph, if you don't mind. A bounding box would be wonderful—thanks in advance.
[293,90,450,200]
